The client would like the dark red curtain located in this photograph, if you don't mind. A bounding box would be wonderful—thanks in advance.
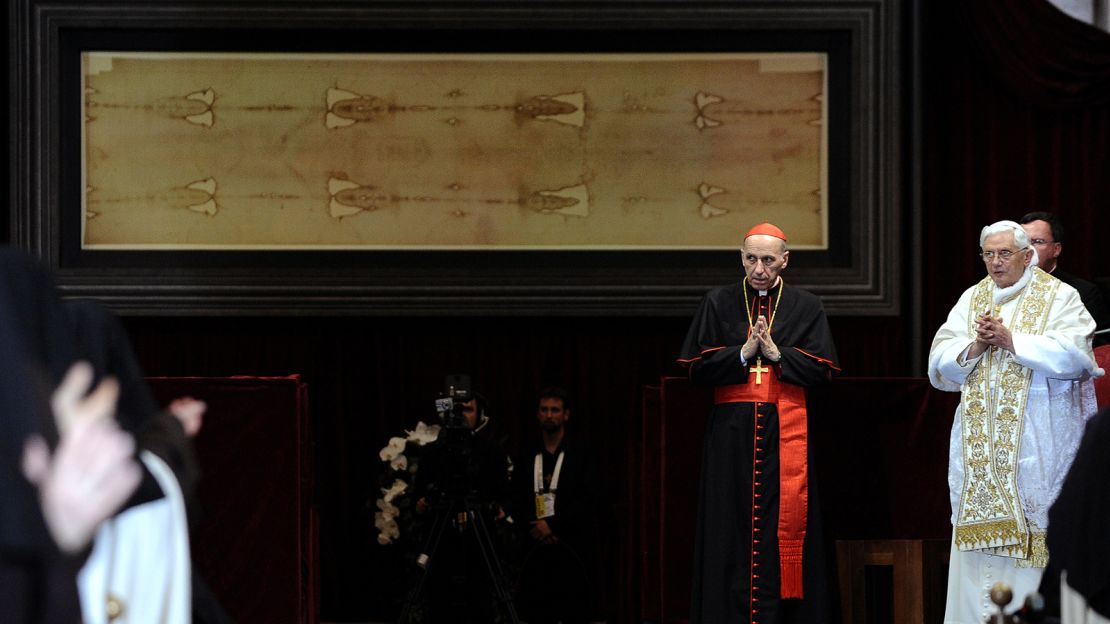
[960,0,1110,107]
[147,377,314,624]
[922,0,1110,334]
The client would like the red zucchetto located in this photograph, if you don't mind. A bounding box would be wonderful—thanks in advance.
[744,222,787,242]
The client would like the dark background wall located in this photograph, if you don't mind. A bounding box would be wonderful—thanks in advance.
[919,0,1110,336]
[6,0,1110,620]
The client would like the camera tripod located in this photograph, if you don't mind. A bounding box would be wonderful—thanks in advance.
[398,491,520,624]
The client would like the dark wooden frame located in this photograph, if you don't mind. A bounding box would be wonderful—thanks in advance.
[9,0,904,317]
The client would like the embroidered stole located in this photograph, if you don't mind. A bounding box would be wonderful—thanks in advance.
[954,267,1057,567]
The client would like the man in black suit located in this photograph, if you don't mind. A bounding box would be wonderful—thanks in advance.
[511,386,599,624]
[1020,212,1109,346]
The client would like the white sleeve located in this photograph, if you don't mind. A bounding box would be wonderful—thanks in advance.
[1011,285,1102,380]
[928,287,979,391]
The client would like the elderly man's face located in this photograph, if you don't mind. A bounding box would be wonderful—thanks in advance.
[981,231,1032,288]
[741,234,789,291]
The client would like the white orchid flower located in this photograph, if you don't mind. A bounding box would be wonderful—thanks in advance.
[381,478,408,503]
[382,519,399,539]
[374,512,400,533]
[376,498,400,518]
[374,511,401,544]
[405,421,441,446]
[378,436,407,462]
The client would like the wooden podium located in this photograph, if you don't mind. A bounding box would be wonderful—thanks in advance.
[148,375,317,624]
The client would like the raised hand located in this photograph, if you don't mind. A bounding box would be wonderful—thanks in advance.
[22,362,141,553]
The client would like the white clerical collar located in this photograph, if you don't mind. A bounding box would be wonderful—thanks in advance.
[755,277,781,297]
[992,266,1035,304]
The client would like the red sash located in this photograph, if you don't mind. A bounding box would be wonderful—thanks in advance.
[715,371,808,599]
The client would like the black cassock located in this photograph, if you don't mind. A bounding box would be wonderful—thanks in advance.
[0,249,205,623]
[1038,406,1110,619]
[0,248,85,623]
[679,279,839,624]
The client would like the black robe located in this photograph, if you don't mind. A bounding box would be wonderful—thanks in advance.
[0,252,211,623]
[65,299,232,624]
[1037,406,1110,618]
[64,299,198,511]
[679,280,839,624]
[1053,269,1110,347]
[0,248,85,623]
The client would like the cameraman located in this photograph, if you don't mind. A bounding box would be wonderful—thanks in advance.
[408,384,513,623]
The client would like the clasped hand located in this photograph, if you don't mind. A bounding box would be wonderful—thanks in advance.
[742,315,781,362]
[530,519,558,544]
[969,312,1014,357]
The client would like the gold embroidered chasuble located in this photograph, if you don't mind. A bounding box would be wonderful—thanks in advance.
[954,267,1059,567]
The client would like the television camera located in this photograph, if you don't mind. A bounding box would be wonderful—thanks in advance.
[398,374,519,623]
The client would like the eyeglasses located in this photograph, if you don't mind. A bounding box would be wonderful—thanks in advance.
[979,248,1028,262]
[1029,238,1053,246]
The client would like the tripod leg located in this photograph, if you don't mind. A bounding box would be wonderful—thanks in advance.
[398,505,452,623]
[469,508,521,624]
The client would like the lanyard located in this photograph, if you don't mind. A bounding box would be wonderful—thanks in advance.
[534,451,565,494]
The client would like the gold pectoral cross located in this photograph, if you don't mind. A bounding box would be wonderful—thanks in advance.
[751,357,769,385]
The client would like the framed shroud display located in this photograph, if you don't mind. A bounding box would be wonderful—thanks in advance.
[9,0,904,316]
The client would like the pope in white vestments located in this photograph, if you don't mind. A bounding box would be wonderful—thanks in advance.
[928,220,1104,624]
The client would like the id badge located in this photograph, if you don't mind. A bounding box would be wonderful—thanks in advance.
[535,493,556,519]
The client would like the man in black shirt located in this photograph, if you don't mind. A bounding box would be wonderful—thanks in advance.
[512,387,598,624]
[1020,212,1110,346]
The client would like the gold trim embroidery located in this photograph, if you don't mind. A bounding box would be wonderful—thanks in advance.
[955,268,1059,565]
[1016,531,1049,569]
[987,529,1049,568]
